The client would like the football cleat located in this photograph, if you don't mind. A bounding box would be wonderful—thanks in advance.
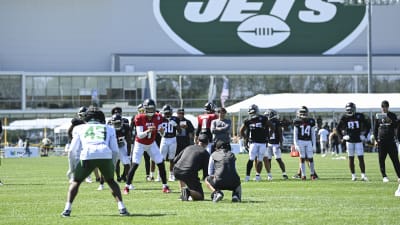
[292,174,301,179]
[395,185,400,197]
[301,176,306,181]
[123,187,129,195]
[85,177,93,183]
[254,175,261,182]
[244,176,250,182]
[97,184,104,191]
[232,195,241,203]
[213,191,224,203]
[61,210,71,217]
[163,186,171,193]
[119,208,130,216]
[181,187,190,201]
[267,175,273,181]
[282,174,289,180]
[311,175,317,181]
[169,174,175,182]
[361,176,369,182]
[383,177,390,183]
[128,184,135,190]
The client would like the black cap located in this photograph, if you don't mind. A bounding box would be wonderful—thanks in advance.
[381,100,389,108]
[177,108,184,113]
[198,134,209,143]
[215,140,228,149]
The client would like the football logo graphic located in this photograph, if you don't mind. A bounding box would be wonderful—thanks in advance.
[154,0,367,55]
[237,15,290,48]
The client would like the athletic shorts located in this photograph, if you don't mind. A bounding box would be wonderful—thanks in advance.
[74,159,114,182]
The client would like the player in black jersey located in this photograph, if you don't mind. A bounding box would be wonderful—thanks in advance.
[240,104,273,182]
[159,104,181,181]
[373,101,400,191]
[263,109,288,180]
[337,102,370,181]
[293,106,317,180]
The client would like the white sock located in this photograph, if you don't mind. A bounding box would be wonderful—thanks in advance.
[117,201,125,210]
[64,202,72,211]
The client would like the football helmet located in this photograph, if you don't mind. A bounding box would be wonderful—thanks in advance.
[204,102,216,113]
[296,106,308,118]
[111,106,122,115]
[265,109,278,120]
[143,99,156,117]
[248,104,259,118]
[84,107,105,124]
[345,102,356,116]
[137,103,145,114]
[162,104,172,117]
[111,114,122,130]
[77,106,88,120]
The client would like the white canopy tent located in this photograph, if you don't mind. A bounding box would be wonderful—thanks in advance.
[226,93,400,114]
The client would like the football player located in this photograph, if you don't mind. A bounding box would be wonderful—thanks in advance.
[336,102,370,181]
[123,99,171,194]
[61,107,129,217]
[293,106,317,180]
[194,102,218,153]
[240,104,272,182]
[108,107,132,183]
[159,104,181,181]
[263,109,288,180]
[98,114,132,191]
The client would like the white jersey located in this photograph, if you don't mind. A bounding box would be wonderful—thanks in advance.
[70,122,119,160]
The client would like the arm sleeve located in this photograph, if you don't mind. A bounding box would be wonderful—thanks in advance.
[208,157,215,176]
[136,126,148,139]
[293,126,299,146]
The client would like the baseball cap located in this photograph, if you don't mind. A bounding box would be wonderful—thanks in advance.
[381,100,389,108]
[198,134,209,143]
[215,140,228,149]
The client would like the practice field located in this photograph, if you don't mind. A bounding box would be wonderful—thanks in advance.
[0,153,399,225]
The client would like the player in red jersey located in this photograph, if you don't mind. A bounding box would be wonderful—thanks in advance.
[123,99,171,194]
[194,102,218,153]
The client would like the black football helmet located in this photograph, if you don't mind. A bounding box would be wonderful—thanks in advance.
[345,102,356,116]
[162,104,172,117]
[77,106,88,120]
[265,109,278,120]
[84,107,105,124]
[143,99,156,116]
[204,102,216,113]
[296,106,308,118]
[111,114,122,130]
[111,106,122,115]
[248,104,259,118]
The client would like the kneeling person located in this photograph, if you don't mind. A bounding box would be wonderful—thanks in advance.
[205,140,242,203]
[173,134,210,201]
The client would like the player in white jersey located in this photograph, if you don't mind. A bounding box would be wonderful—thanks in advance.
[61,107,129,217]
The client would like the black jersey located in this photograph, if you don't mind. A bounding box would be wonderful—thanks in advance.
[337,112,369,143]
[293,117,316,141]
[161,116,180,138]
[243,115,268,143]
[374,111,398,142]
[268,118,282,145]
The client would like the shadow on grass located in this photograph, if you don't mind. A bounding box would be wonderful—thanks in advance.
[86,213,171,217]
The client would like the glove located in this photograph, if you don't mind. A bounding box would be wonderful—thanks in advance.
[360,135,366,142]
[343,135,350,141]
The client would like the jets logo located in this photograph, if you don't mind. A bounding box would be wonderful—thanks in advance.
[153,0,367,55]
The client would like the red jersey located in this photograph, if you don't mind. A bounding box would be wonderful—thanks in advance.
[196,113,218,141]
[134,112,163,145]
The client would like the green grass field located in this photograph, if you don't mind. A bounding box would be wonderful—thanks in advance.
[0,153,399,225]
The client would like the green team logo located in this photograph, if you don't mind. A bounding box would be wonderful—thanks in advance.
[153,0,367,55]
